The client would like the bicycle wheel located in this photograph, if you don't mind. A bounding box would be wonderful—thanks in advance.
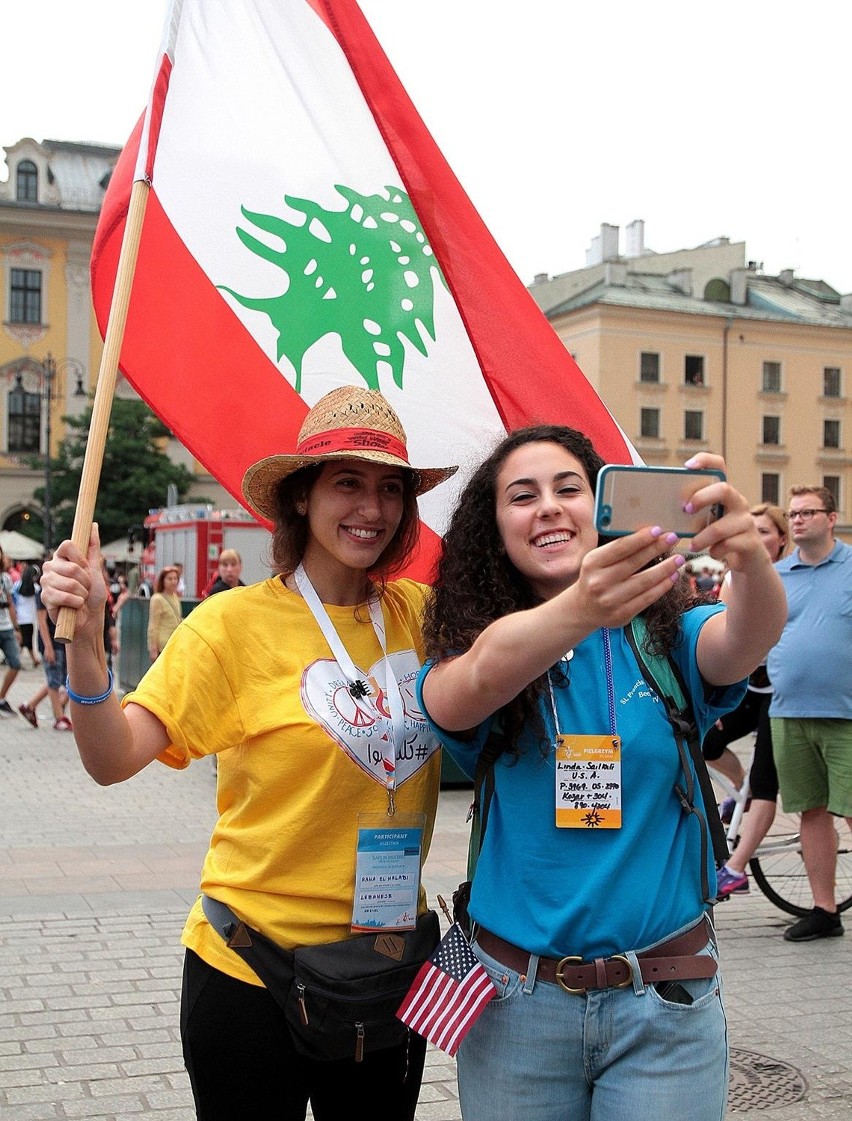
[749,812,852,917]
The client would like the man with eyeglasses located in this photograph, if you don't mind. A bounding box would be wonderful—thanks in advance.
[768,486,852,941]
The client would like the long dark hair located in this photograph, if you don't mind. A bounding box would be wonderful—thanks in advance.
[269,461,421,588]
[423,426,692,749]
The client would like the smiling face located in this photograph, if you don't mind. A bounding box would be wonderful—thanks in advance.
[301,459,406,592]
[494,441,598,600]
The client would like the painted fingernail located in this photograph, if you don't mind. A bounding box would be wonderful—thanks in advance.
[666,533,679,545]
[650,526,663,538]
[684,502,695,514]
[673,554,686,568]
[670,570,682,582]
[684,456,698,468]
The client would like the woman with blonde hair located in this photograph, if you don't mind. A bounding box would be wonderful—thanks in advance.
[146,566,182,661]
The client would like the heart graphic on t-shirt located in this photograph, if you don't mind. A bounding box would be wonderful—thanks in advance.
[301,649,438,785]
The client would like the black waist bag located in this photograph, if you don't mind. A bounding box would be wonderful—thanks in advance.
[202,894,439,1062]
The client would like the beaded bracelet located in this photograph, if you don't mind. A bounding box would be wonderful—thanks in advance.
[65,670,114,706]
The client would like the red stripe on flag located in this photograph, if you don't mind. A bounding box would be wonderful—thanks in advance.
[144,54,173,181]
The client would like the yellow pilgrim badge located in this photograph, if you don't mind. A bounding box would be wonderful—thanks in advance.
[555,734,622,829]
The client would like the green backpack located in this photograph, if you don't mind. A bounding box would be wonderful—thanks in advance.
[454,616,726,931]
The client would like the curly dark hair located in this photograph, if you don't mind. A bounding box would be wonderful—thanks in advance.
[422,426,693,749]
[268,461,421,590]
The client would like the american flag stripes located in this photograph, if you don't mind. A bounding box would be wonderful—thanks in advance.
[396,923,496,1056]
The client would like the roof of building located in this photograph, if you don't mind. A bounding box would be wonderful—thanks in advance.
[540,268,852,331]
[0,137,121,214]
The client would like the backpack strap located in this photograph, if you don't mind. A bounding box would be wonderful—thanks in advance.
[452,717,508,934]
[624,616,727,904]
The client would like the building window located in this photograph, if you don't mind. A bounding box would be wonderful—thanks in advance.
[640,408,660,439]
[823,419,841,449]
[15,160,38,203]
[823,367,841,398]
[761,474,780,506]
[684,410,703,441]
[762,415,781,445]
[684,355,705,386]
[9,268,42,324]
[640,352,660,383]
[762,361,782,393]
[823,476,840,507]
[7,379,41,454]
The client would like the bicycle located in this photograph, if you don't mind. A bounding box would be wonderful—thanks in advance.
[708,763,852,917]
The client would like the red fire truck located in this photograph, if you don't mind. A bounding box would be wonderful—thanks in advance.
[139,505,272,597]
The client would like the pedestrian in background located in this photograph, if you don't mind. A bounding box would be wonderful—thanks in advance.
[0,547,23,717]
[768,485,852,941]
[146,566,182,662]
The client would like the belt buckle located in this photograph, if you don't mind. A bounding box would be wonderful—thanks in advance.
[555,952,634,994]
[555,955,584,994]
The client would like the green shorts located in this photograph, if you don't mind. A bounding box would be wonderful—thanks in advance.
[771,717,852,817]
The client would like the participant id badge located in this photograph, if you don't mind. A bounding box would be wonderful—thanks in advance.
[351,813,425,932]
[555,734,622,829]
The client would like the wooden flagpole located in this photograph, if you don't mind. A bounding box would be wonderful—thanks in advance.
[55,178,151,642]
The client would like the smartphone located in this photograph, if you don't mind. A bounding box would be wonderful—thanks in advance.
[594,464,725,538]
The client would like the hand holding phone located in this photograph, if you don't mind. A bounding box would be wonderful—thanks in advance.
[594,465,725,538]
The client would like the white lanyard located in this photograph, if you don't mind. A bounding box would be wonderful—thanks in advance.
[293,564,406,813]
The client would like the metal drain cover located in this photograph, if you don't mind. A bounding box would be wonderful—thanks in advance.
[729,1048,808,1111]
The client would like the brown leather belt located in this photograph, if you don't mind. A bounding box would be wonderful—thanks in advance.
[476,918,717,994]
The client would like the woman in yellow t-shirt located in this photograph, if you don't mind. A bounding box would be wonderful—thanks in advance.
[146,566,182,660]
[39,386,456,1121]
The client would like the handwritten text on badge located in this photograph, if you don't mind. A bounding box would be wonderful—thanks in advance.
[555,734,622,829]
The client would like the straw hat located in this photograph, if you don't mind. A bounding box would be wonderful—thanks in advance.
[242,386,458,520]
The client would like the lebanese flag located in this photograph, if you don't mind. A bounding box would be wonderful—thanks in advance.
[92,0,637,580]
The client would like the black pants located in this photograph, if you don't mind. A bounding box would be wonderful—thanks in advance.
[701,689,778,801]
[180,949,427,1121]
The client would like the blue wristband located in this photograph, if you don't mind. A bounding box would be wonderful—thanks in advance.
[65,670,114,706]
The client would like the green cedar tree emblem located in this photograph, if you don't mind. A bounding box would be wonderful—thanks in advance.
[219,185,447,393]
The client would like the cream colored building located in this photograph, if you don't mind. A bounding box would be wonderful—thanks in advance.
[0,137,231,553]
[531,222,852,539]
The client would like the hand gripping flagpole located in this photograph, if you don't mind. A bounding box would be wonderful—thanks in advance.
[55,178,150,642]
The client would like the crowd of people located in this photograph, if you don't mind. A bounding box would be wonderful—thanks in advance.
[7,383,842,1121]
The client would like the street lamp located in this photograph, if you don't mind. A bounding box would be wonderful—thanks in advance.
[11,354,86,553]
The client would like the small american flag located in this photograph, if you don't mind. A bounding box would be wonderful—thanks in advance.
[396,923,496,1056]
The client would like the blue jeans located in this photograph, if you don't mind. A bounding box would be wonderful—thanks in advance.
[458,927,727,1121]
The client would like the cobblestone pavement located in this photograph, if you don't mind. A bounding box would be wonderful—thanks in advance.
[2,663,851,1119]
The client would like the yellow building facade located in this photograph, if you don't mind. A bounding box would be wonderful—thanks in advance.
[532,226,852,539]
[0,137,230,554]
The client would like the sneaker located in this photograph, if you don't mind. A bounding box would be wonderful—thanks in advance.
[53,717,73,732]
[783,906,844,942]
[716,865,749,898]
[0,699,14,716]
[18,703,38,728]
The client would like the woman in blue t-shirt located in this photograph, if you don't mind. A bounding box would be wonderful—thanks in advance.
[417,425,787,1121]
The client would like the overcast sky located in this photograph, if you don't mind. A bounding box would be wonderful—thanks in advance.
[3,1,850,291]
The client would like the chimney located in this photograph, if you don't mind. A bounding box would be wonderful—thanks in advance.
[779,269,795,287]
[625,219,645,258]
[532,273,550,285]
[840,294,852,315]
[585,223,620,266]
[730,268,749,306]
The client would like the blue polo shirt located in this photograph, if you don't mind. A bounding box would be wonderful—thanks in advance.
[768,539,852,720]
[417,606,744,960]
